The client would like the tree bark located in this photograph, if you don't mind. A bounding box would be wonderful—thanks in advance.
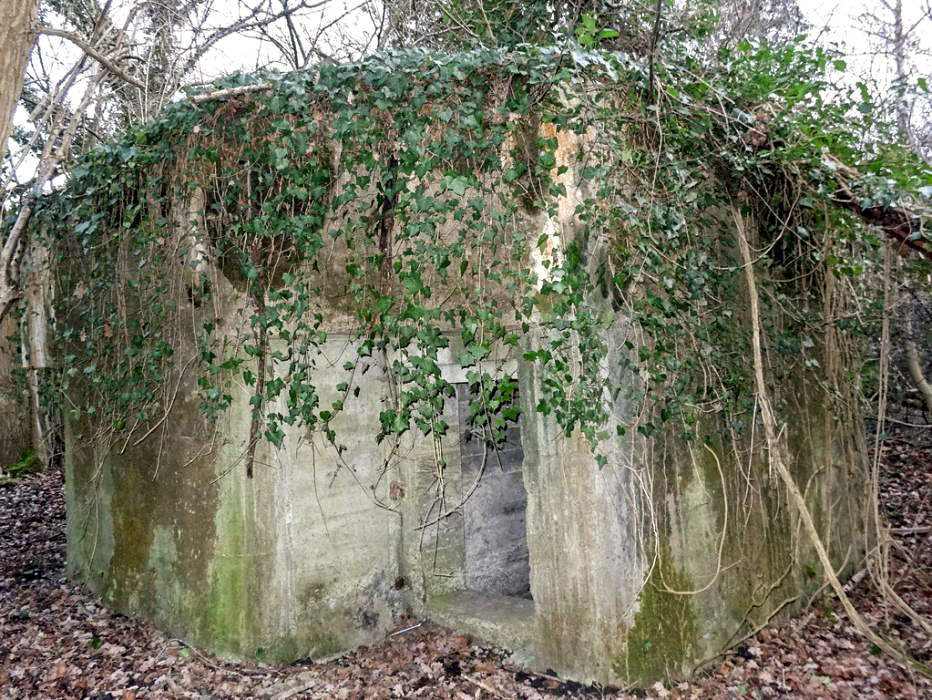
[24,236,53,468]
[0,0,38,166]
[0,1,38,468]
[905,319,932,415]
[36,26,144,90]
[0,313,31,467]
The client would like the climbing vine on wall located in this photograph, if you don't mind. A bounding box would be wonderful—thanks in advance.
[29,40,930,479]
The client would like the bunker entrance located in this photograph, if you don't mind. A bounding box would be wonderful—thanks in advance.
[455,383,532,599]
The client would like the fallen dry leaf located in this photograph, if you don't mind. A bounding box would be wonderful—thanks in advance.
[0,423,930,699]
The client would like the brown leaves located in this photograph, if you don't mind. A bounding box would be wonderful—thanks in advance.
[1,430,930,699]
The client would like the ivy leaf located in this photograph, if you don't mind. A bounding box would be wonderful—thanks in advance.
[445,175,470,196]
[264,424,285,447]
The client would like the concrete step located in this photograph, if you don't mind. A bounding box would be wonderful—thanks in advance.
[428,590,537,667]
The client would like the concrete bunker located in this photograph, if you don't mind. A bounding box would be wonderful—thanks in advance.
[57,50,871,687]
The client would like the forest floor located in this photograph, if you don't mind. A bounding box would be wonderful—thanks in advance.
[0,425,930,699]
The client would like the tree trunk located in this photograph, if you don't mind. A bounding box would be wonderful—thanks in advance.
[0,0,39,323]
[0,314,31,468]
[24,236,54,468]
[0,1,38,470]
[905,318,932,416]
[0,0,38,166]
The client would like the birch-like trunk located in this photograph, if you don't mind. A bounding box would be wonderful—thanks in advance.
[23,237,54,467]
[905,316,932,416]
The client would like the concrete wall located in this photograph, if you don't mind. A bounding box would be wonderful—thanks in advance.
[457,383,530,598]
[518,320,645,683]
[513,318,868,686]
[66,334,405,662]
[65,312,867,685]
[63,110,869,687]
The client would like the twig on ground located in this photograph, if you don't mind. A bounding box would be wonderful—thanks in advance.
[463,674,508,699]
[891,526,932,535]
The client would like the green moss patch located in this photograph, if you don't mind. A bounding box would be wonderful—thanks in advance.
[617,546,697,685]
[1,449,42,485]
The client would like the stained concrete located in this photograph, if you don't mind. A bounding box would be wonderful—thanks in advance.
[65,301,868,685]
[66,333,406,661]
[429,590,536,667]
[64,82,869,687]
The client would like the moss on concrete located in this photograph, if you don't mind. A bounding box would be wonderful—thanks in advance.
[109,456,156,605]
[202,469,249,654]
[1,448,43,481]
[616,543,697,685]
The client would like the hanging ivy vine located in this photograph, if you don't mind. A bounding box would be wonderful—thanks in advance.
[29,41,929,479]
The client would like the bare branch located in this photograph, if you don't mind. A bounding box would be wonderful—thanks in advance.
[187,82,273,103]
[179,0,331,78]
[37,26,144,90]
[823,154,932,260]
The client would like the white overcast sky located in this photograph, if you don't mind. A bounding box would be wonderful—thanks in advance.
[190,1,914,73]
[19,0,931,103]
[7,0,930,186]
[176,0,930,113]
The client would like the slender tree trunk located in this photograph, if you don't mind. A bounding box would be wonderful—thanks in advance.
[888,0,932,417]
[24,237,54,467]
[0,1,39,469]
[0,1,39,321]
[905,316,932,415]
[0,0,37,166]
[0,314,31,468]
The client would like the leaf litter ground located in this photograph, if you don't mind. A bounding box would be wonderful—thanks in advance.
[0,425,929,699]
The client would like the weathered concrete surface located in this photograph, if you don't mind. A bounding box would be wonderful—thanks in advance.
[457,383,530,598]
[66,334,405,662]
[429,590,536,667]
[65,316,868,684]
[63,90,869,687]
[513,320,868,686]
[518,320,645,685]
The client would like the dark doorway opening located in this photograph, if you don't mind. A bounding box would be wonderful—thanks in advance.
[455,383,532,599]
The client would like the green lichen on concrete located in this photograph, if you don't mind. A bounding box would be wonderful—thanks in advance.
[250,598,363,661]
[64,392,225,655]
[148,525,185,621]
[617,543,698,685]
[303,621,348,659]
[202,470,249,655]
[109,453,157,606]
[285,620,350,660]
[290,582,353,659]
[65,420,117,587]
